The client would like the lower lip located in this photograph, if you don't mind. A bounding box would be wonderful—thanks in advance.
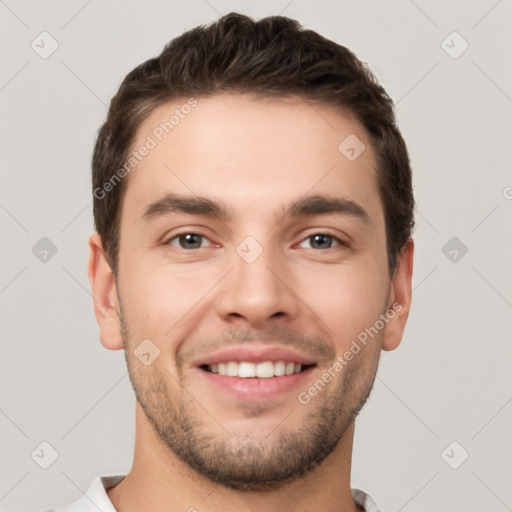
[197,366,316,400]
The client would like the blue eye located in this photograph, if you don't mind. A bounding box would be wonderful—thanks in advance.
[165,232,345,251]
[299,234,342,250]
[168,233,209,249]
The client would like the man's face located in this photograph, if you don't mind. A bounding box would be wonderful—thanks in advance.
[105,93,408,490]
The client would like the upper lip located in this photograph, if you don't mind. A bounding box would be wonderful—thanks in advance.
[192,345,317,367]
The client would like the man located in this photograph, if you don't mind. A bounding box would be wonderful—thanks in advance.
[49,11,414,512]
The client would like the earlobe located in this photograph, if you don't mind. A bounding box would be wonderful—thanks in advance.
[87,232,124,351]
[382,239,414,352]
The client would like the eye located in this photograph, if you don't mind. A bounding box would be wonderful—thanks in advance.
[167,233,212,250]
[299,233,344,250]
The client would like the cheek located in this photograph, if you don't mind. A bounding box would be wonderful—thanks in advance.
[295,261,387,344]
[120,259,219,340]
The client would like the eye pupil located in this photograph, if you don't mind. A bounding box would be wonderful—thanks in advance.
[311,234,332,249]
[180,233,202,249]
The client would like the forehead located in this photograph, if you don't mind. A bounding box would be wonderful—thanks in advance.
[122,93,382,225]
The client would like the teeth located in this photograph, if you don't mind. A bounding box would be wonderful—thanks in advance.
[256,361,274,378]
[285,362,295,376]
[209,360,304,378]
[226,361,238,377]
[274,361,286,376]
[238,361,256,378]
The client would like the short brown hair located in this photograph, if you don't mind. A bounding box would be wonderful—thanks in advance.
[92,12,414,278]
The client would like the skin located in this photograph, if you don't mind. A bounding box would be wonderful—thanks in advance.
[88,93,413,512]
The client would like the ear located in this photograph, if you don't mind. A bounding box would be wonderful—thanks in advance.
[87,232,124,350]
[382,239,414,351]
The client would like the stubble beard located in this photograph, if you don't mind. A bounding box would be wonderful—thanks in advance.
[119,309,382,491]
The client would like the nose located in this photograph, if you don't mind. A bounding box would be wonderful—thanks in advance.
[215,243,300,328]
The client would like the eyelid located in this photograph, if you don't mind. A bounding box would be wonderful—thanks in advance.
[302,227,352,245]
[163,229,350,250]
[297,230,349,248]
[164,229,217,248]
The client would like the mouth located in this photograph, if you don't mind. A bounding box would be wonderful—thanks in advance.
[200,360,315,378]
[193,346,318,400]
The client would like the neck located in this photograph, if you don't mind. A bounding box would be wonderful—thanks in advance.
[108,402,361,512]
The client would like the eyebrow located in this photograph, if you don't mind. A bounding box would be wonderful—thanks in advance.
[141,193,371,225]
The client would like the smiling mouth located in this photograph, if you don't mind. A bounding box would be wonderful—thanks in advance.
[200,361,316,378]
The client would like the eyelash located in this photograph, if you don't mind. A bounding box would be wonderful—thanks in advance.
[164,231,348,251]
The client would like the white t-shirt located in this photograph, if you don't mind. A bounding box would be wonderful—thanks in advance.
[42,475,383,512]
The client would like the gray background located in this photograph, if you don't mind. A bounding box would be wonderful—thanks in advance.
[1,1,511,511]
